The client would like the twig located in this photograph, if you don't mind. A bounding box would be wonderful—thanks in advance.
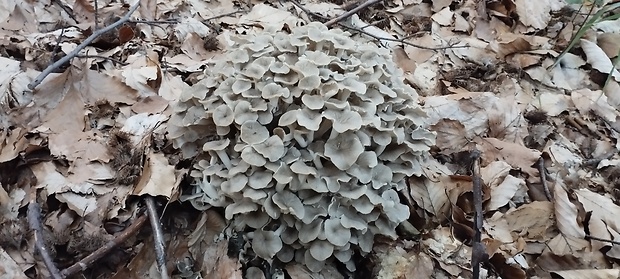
[470,149,487,279]
[28,1,141,90]
[76,54,129,65]
[52,0,78,23]
[337,22,465,50]
[291,0,461,51]
[94,0,99,30]
[581,151,616,167]
[290,0,330,21]
[586,234,620,245]
[27,199,63,279]
[146,196,170,279]
[324,0,382,27]
[537,157,553,201]
[60,213,148,277]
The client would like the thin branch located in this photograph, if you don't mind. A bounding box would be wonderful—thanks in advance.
[130,19,179,24]
[94,0,99,30]
[290,0,330,21]
[324,0,382,27]
[52,0,78,23]
[586,234,620,245]
[76,54,128,65]
[60,213,148,277]
[582,151,616,167]
[470,149,487,279]
[28,1,141,90]
[27,199,63,279]
[337,22,466,50]
[291,0,461,51]
[537,157,553,201]
[146,196,170,279]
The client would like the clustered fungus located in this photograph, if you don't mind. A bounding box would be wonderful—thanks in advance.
[168,22,435,272]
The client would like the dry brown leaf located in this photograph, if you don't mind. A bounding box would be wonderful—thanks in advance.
[551,269,620,279]
[475,137,540,178]
[286,263,344,279]
[596,33,620,58]
[503,201,554,240]
[408,176,455,222]
[133,150,183,198]
[553,183,585,239]
[581,39,620,81]
[571,88,618,122]
[575,189,620,235]
[0,246,28,279]
[200,241,242,279]
[514,0,552,29]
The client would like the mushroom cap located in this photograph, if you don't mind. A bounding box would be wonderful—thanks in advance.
[323,218,350,247]
[272,190,305,219]
[247,171,273,189]
[233,100,258,125]
[301,94,325,110]
[323,110,363,133]
[212,104,234,126]
[296,108,322,131]
[298,219,323,244]
[221,173,248,193]
[225,199,258,219]
[324,131,364,170]
[240,146,267,167]
[309,240,334,261]
[252,230,283,259]
[202,138,230,151]
[253,135,286,162]
[240,121,269,144]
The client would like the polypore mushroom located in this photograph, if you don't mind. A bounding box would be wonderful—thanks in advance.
[169,20,434,272]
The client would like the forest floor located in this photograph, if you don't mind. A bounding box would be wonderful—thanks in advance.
[1,0,620,278]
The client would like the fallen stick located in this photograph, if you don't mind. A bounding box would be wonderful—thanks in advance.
[324,0,382,27]
[27,200,63,279]
[28,1,141,90]
[146,196,170,279]
[470,149,488,279]
[60,213,148,277]
[537,157,553,201]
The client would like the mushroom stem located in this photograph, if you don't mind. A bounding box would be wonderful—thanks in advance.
[293,131,308,148]
[215,150,233,170]
[328,128,339,140]
[313,156,323,169]
[307,130,315,143]
[375,144,387,156]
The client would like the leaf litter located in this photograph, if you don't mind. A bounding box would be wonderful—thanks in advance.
[0,0,619,278]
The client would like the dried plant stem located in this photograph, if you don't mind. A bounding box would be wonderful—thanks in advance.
[27,200,63,279]
[324,0,382,27]
[586,234,620,245]
[60,213,148,277]
[28,1,141,90]
[291,0,462,51]
[146,196,170,279]
[537,157,553,201]
[470,149,487,279]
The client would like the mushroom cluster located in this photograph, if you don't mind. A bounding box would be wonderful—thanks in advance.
[168,22,435,272]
